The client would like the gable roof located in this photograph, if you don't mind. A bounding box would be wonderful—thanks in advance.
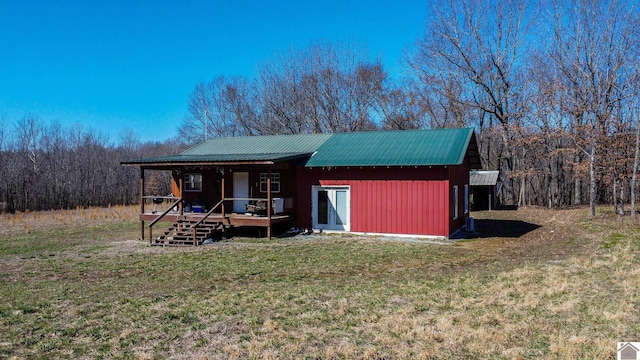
[306,128,478,167]
[182,133,332,155]
[123,128,481,168]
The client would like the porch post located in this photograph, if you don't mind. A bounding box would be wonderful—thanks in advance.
[267,168,272,239]
[178,170,184,216]
[489,191,492,211]
[140,167,146,243]
[221,171,225,217]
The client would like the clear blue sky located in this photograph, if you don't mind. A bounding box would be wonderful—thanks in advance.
[0,0,429,143]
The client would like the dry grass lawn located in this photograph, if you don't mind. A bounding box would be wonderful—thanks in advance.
[0,205,639,359]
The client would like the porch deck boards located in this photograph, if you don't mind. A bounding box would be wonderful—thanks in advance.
[140,212,291,226]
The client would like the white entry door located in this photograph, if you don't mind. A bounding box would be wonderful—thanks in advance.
[233,172,249,212]
[312,186,350,231]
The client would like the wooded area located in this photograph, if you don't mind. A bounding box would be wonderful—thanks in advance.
[178,0,640,216]
[2,0,639,215]
[0,116,183,213]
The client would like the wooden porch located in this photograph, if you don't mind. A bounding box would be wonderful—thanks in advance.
[140,212,291,226]
[140,196,292,246]
[128,154,301,246]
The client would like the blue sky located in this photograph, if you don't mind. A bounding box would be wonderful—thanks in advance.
[0,0,429,143]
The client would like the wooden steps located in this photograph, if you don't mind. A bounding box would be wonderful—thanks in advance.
[152,217,230,246]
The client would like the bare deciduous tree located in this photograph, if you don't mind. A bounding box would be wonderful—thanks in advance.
[256,43,383,134]
[409,0,533,205]
[547,0,640,216]
[180,76,257,142]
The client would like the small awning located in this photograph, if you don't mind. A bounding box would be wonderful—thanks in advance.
[470,170,499,186]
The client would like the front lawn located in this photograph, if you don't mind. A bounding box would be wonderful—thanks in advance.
[0,206,638,359]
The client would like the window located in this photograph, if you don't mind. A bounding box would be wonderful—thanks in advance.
[260,173,280,193]
[464,184,469,214]
[185,173,202,192]
[453,185,459,220]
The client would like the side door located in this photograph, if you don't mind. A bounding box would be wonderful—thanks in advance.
[312,186,350,231]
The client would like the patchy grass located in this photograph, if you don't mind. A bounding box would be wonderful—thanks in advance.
[0,206,639,359]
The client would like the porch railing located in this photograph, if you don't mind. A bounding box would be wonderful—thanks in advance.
[147,197,181,244]
[190,199,225,244]
[145,197,288,244]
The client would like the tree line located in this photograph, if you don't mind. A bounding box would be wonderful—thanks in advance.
[0,116,184,213]
[3,0,639,216]
[179,0,640,216]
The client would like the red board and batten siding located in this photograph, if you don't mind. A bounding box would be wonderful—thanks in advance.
[448,154,471,235]
[296,166,454,237]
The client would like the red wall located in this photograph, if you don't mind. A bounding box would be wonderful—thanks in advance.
[296,166,456,237]
[447,155,471,234]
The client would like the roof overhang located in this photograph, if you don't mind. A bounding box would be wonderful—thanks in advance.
[122,128,484,169]
[121,152,312,168]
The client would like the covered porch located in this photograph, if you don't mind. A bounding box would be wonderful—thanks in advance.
[124,153,308,246]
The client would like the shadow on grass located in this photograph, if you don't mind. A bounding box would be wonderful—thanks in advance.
[464,219,541,239]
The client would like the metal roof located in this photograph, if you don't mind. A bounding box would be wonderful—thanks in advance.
[122,153,312,166]
[305,128,478,167]
[182,133,332,155]
[123,128,482,168]
[470,170,499,186]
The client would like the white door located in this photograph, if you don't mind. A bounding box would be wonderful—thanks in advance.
[233,172,249,212]
[312,186,350,231]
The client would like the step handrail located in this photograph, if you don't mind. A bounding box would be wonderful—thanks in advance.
[147,198,182,244]
[191,199,224,229]
[191,199,225,244]
[149,198,182,228]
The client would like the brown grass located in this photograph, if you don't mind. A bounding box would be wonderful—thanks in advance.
[0,205,138,237]
[0,206,639,359]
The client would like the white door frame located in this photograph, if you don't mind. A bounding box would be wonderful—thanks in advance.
[312,185,351,231]
[233,172,249,213]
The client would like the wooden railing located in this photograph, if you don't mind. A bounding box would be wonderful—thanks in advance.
[145,197,288,244]
[187,197,281,244]
[147,197,181,244]
[190,199,225,244]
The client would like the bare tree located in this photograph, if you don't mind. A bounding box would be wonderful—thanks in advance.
[409,0,533,205]
[377,82,425,130]
[14,115,41,172]
[179,76,256,142]
[629,82,640,217]
[547,0,640,217]
[256,43,382,135]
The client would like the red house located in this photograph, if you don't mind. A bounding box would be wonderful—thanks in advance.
[123,128,481,245]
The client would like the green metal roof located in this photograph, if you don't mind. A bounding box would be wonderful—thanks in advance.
[305,128,476,167]
[182,133,332,155]
[123,128,481,168]
[123,153,312,165]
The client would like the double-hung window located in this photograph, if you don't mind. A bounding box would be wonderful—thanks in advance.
[185,173,202,192]
[260,173,280,193]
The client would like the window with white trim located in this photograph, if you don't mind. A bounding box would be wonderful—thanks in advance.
[185,173,203,192]
[453,185,459,220]
[260,173,280,193]
[464,184,469,214]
